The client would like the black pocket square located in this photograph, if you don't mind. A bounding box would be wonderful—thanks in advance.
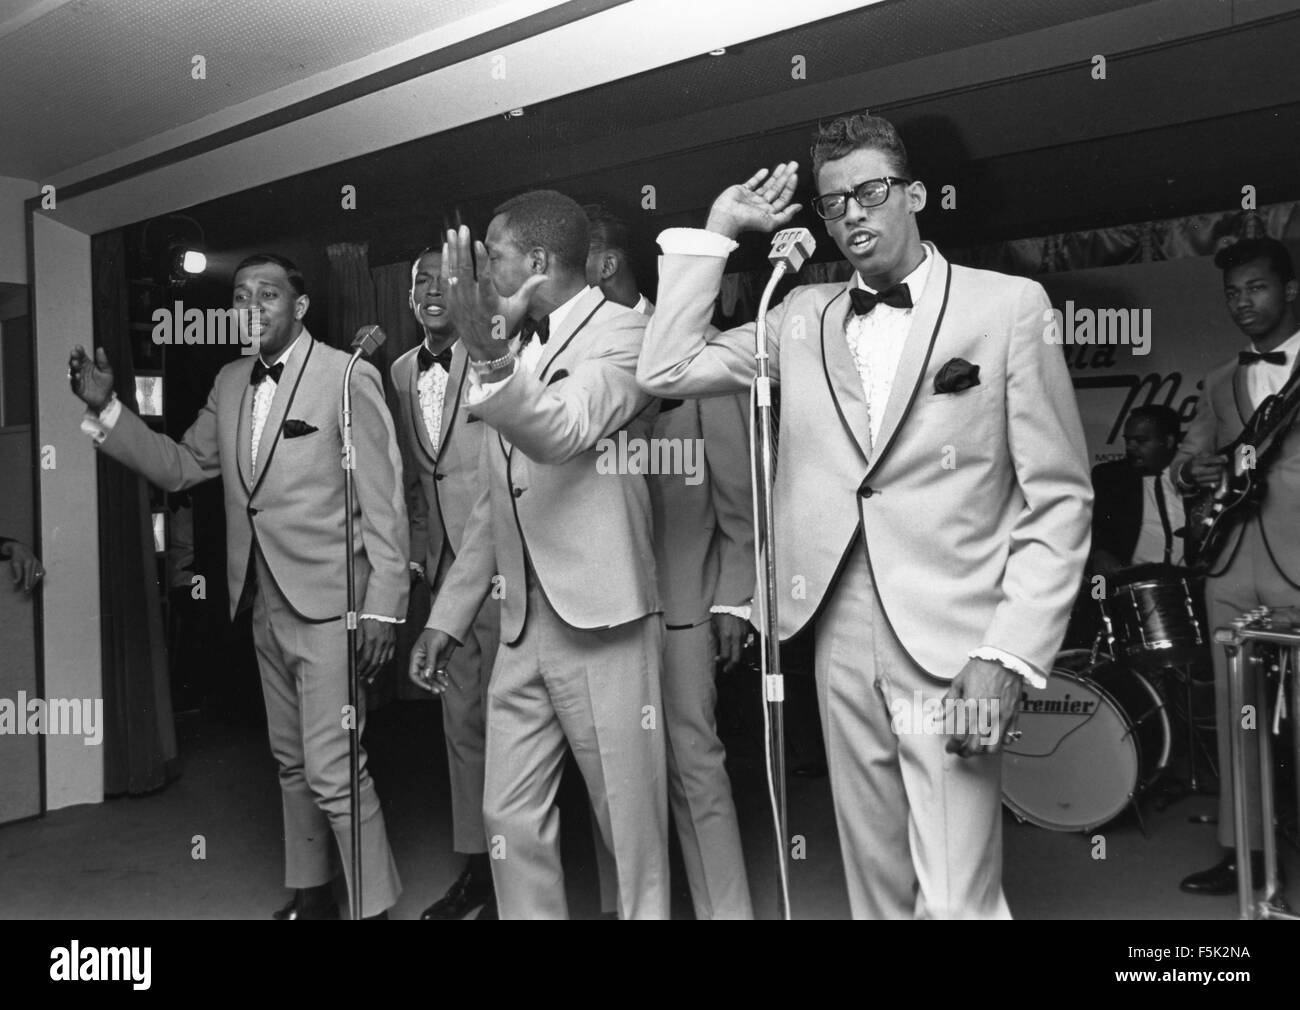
[282,419,318,438]
[546,370,569,385]
[933,358,981,394]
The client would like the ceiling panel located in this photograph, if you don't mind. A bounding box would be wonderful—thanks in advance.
[0,0,522,178]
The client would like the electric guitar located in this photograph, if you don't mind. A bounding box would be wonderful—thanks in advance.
[1190,365,1300,569]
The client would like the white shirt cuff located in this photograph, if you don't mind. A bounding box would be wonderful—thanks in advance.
[80,395,122,444]
[464,361,517,405]
[657,227,739,257]
[969,646,1045,690]
[710,603,753,624]
[360,614,404,624]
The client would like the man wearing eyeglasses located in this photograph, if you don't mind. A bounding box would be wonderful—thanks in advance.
[639,112,1091,918]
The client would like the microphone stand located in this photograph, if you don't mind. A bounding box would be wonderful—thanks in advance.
[339,323,386,921]
[341,349,364,922]
[749,228,815,922]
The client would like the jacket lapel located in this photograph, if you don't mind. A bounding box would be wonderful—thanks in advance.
[250,334,313,497]
[866,245,952,477]
[537,287,606,382]
[438,344,469,457]
[235,365,255,494]
[819,285,872,464]
[1232,363,1251,426]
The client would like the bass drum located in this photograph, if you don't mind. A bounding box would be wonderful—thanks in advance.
[1002,650,1170,832]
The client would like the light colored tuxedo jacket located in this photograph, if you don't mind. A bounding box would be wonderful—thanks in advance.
[640,299,755,627]
[428,287,659,644]
[638,243,1091,679]
[95,331,409,622]
[1172,353,1300,548]
[391,342,490,574]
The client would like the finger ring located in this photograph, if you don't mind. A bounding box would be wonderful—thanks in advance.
[447,276,459,286]
[1004,729,1022,743]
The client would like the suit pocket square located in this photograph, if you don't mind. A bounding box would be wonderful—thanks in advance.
[282,419,319,438]
[933,358,981,395]
[546,369,569,385]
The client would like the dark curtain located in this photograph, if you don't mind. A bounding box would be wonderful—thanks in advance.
[92,230,179,796]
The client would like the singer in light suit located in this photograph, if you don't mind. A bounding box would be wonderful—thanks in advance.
[638,114,1092,919]
[586,204,754,919]
[410,192,668,920]
[69,254,408,920]
[392,247,501,920]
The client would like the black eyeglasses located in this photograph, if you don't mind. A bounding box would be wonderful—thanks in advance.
[812,176,912,220]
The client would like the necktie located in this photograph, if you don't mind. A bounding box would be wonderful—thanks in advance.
[1238,350,1287,366]
[418,344,453,373]
[849,282,912,316]
[519,316,550,347]
[1153,474,1173,565]
[250,360,284,385]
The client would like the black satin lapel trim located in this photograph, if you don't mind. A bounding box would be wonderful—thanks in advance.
[437,355,469,462]
[1232,364,1251,427]
[236,377,254,496]
[407,357,439,470]
[864,260,952,480]
[818,288,869,465]
[249,337,314,501]
[538,298,606,383]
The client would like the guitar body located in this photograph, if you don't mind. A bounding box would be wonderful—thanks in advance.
[1191,373,1300,571]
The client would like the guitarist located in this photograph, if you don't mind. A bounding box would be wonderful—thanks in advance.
[1173,237,1300,896]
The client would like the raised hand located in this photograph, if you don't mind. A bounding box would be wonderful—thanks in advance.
[441,225,546,363]
[68,345,114,412]
[705,161,803,240]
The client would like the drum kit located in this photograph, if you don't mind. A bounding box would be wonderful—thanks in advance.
[1003,564,1216,833]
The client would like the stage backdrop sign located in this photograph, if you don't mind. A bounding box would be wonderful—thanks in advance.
[1036,252,1295,466]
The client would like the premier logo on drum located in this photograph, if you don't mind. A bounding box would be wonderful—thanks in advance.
[889,693,999,744]
[1017,691,1099,715]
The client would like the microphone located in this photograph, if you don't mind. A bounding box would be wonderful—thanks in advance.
[351,325,387,356]
[769,228,816,273]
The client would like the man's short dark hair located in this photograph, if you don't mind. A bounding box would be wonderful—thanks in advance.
[234,252,307,297]
[811,112,911,182]
[492,190,589,272]
[1126,404,1181,440]
[584,203,632,255]
[1213,237,1295,284]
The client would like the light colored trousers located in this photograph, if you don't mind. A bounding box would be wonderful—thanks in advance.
[483,577,669,919]
[252,550,401,917]
[814,540,1010,919]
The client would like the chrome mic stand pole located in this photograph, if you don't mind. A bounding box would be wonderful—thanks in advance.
[341,324,388,920]
[750,228,815,921]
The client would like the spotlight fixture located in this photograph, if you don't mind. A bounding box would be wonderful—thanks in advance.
[709,48,726,56]
[508,107,525,117]
[181,250,207,274]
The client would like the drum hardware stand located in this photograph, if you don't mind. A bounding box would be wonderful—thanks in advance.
[1150,661,1220,815]
[1217,609,1300,921]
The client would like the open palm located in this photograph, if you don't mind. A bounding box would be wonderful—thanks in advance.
[706,161,803,238]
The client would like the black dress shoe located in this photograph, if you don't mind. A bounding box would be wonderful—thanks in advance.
[421,865,495,920]
[1179,852,1278,895]
[272,890,340,920]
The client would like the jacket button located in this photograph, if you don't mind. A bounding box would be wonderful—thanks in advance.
[512,487,524,498]
[859,486,874,499]
[247,505,260,516]
[435,473,445,482]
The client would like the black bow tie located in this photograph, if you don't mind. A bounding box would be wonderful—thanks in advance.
[519,316,550,346]
[1239,350,1287,366]
[250,360,284,386]
[418,344,453,374]
[849,282,912,316]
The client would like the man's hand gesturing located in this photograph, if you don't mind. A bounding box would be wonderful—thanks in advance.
[68,345,115,412]
[705,162,803,240]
